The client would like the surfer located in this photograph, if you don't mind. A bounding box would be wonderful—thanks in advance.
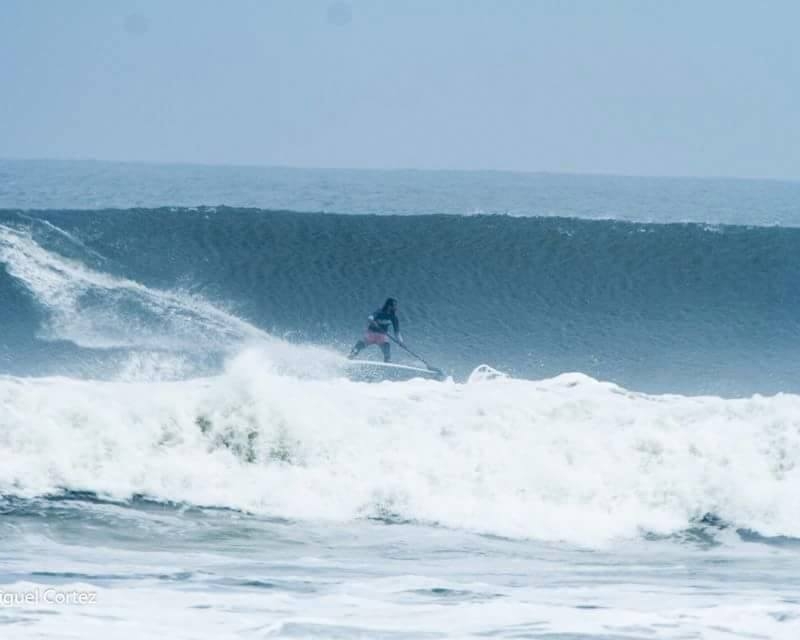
[348,297,403,362]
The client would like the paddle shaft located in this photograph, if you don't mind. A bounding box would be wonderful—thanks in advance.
[386,333,440,372]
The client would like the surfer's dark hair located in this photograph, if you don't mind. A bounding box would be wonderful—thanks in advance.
[383,297,397,312]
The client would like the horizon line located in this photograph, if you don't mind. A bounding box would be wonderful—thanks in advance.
[2,154,799,186]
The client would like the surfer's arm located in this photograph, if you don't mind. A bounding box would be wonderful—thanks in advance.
[367,314,380,331]
[392,316,402,342]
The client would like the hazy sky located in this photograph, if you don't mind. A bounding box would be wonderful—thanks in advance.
[1,0,798,179]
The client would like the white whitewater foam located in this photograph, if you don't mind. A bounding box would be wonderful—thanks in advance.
[0,223,265,351]
[1,347,799,546]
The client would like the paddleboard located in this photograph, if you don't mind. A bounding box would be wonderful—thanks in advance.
[345,359,445,382]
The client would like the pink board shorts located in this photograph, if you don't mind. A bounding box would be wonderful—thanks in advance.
[364,330,389,345]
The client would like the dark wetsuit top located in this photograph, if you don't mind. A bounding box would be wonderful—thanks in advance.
[368,309,399,335]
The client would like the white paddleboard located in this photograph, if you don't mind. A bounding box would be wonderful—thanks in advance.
[345,360,444,381]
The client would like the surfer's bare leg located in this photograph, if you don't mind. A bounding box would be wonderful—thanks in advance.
[381,343,390,362]
[348,340,366,359]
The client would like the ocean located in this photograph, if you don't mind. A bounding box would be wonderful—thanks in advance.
[1,158,799,638]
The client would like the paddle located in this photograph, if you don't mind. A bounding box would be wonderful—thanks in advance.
[386,334,444,377]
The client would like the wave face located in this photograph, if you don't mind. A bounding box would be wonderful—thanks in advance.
[2,208,800,394]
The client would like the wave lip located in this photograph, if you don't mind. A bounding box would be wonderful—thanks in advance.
[1,355,799,546]
[0,222,264,351]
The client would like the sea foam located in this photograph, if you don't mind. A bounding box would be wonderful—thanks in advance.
[1,346,798,546]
